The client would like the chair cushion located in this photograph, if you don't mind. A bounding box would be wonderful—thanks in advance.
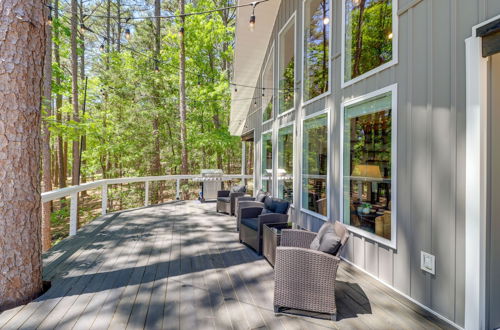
[318,231,342,255]
[241,217,259,231]
[217,197,230,203]
[231,185,246,193]
[261,208,273,215]
[255,190,267,203]
[264,196,274,211]
[310,222,335,250]
[273,200,289,214]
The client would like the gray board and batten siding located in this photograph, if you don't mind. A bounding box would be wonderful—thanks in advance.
[240,0,500,328]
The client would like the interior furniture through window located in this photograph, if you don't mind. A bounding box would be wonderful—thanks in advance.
[261,132,273,193]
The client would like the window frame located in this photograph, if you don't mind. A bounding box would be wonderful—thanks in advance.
[300,108,330,220]
[301,0,333,106]
[277,12,297,118]
[341,0,398,88]
[262,43,275,125]
[261,128,274,194]
[276,121,295,206]
[339,84,398,248]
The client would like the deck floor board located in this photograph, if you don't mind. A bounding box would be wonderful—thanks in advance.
[0,201,456,330]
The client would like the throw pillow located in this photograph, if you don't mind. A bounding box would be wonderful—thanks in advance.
[256,190,267,203]
[318,232,342,255]
[273,200,289,214]
[264,196,274,212]
[310,222,335,250]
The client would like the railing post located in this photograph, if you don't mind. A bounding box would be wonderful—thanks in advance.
[145,181,150,206]
[70,192,78,236]
[176,179,180,200]
[101,184,108,215]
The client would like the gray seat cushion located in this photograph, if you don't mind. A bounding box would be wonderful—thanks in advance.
[217,197,230,203]
[241,217,259,231]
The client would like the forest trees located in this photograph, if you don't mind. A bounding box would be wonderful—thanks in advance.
[0,0,46,311]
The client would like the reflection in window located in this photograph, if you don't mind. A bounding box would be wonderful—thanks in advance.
[304,0,330,101]
[302,113,328,216]
[278,125,294,203]
[344,0,393,81]
[343,92,392,240]
[279,19,295,113]
[262,50,274,122]
[262,132,273,193]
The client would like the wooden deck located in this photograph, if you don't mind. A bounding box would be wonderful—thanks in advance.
[0,201,455,330]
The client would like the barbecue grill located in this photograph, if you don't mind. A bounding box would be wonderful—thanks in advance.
[195,169,223,202]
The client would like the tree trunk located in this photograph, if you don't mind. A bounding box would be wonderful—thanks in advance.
[117,0,121,52]
[0,0,45,310]
[42,0,53,252]
[54,0,66,189]
[79,0,87,194]
[352,0,366,77]
[179,0,188,175]
[70,0,80,187]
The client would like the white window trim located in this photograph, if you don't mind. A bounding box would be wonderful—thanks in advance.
[340,0,399,89]
[262,43,275,125]
[339,84,398,249]
[301,0,333,107]
[277,12,297,117]
[261,129,273,194]
[277,121,295,206]
[300,108,330,221]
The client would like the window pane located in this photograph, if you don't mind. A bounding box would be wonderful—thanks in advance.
[262,132,273,193]
[302,113,328,216]
[344,0,393,81]
[263,51,274,122]
[279,20,295,113]
[304,0,330,101]
[278,125,294,203]
[343,92,392,240]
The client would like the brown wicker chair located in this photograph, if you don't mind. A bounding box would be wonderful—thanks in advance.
[235,190,269,231]
[216,185,246,216]
[273,222,350,321]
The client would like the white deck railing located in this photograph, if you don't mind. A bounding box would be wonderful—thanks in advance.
[41,174,253,236]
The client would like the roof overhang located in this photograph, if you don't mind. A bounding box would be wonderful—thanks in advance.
[229,0,281,136]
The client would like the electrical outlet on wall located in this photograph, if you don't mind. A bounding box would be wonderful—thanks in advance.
[421,251,435,275]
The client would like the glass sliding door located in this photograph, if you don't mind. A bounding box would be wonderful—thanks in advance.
[278,16,295,114]
[261,132,273,193]
[342,90,394,243]
[301,112,328,217]
[303,0,330,102]
[278,125,294,203]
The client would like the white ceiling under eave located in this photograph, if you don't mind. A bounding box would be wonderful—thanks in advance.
[229,0,281,136]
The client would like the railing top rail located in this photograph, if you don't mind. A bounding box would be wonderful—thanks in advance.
[41,174,253,203]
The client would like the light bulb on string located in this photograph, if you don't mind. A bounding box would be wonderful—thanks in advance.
[47,5,53,25]
[323,16,330,25]
[80,23,85,34]
[249,2,257,31]
[125,28,131,40]
[388,32,393,39]
[178,27,184,38]
[100,44,105,51]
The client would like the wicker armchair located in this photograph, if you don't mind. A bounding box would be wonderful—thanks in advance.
[239,197,290,254]
[234,190,269,231]
[216,185,246,216]
[273,222,350,321]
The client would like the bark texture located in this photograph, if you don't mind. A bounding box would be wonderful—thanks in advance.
[0,0,45,311]
[178,0,188,175]
[70,0,80,186]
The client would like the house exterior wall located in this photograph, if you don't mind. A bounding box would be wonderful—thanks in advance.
[239,0,500,327]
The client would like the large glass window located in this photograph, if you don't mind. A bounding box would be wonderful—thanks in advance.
[278,17,295,114]
[344,0,393,82]
[261,132,273,193]
[301,113,328,217]
[304,0,330,102]
[342,91,393,241]
[278,125,294,203]
[262,49,274,122]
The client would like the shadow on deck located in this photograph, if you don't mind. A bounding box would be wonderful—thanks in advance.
[0,201,455,329]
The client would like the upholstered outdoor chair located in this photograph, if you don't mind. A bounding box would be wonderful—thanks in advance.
[216,185,247,216]
[273,221,350,321]
[239,196,290,254]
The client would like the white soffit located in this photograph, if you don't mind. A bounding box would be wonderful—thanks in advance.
[230,0,281,136]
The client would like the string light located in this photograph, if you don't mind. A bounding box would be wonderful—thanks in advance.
[47,5,53,25]
[80,23,85,33]
[323,16,330,25]
[178,27,184,38]
[249,2,257,31]
[125,28,131,40]
[388,32,393,39]
[100,44,105,51]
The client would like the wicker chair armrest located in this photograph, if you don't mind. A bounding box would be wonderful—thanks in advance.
[240,207,263,219]
[217,190,230,197]
[230,192,245,204]
[258,213,288,225]
[274,246,340,288]
[280,229,317,248]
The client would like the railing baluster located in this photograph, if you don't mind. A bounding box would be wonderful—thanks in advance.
[70,192,78,236]
[145,181,150,206]
[101,184,108,215]
[176,179,180,200]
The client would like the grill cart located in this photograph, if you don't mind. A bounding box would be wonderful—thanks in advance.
[195,169,223,202]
